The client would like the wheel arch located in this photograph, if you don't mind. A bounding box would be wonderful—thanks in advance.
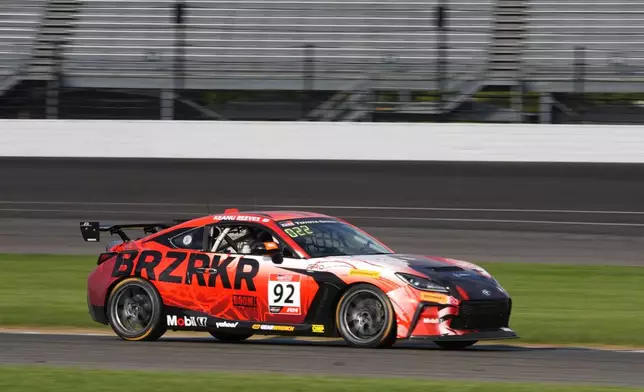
[327,282,363,335]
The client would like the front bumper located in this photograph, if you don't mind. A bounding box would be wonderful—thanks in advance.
[406,298,516,340]
[409,328,518,341]
[88,304,108,325]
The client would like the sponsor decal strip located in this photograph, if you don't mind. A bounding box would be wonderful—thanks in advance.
[312,324,325,333]
[213,215,270,223]
[349,269,381,278]
[420,292,450,304]
[233,295,258,308]
[166,315,208,328]
[251,324,295,332]
[215,321,239,329]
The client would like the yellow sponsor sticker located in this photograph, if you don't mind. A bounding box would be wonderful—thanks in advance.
[312,324,325,333]
[420,292,449,304]
[253,324,295,332]
[274,325,295,332]
[349,269,381,278]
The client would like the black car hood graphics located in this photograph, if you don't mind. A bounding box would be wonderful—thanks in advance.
[342,253,510,301]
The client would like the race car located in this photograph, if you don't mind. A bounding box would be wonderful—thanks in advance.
[82,209,517,349]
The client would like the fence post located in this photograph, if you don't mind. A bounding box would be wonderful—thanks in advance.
[436,2,447,121]
[46,41,62,119]
[574,46,585,93]
[539,92,553,124]
[573,45,586,122]
[302,44,315,119]
[169,0,186,120]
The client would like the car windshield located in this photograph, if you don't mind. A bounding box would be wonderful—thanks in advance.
[277,218,392,258]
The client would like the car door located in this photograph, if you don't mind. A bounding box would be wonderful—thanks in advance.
[208,222,317,325]
[166,224,244,322]
[258,255,310,324]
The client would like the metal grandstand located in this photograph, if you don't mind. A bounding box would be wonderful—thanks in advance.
[2,0,644,123]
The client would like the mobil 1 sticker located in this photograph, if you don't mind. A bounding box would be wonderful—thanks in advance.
[268,274,301,315]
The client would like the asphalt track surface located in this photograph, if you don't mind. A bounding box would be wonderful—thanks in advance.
[3,158,644,264]
[1,332,643,386]
[2,158,644,387]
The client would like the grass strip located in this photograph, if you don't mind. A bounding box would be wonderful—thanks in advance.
[479,262,644,347]
[0,365,642,392]
[0,254,642,347]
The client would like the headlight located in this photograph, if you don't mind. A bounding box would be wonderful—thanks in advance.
[472,267,493,279]
[395,273,449,293]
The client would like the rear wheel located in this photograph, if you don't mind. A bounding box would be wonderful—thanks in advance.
[106,277,167,341]
[336,284,397,348]
[208,331,253,343]
[434,340,478,350]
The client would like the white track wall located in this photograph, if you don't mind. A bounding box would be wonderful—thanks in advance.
[1,120,644,162]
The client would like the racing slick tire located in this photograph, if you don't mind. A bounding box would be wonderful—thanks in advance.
[336,284,397,348]
[434,340,478,350]
[106,277,167,342]
[208,331,253,343]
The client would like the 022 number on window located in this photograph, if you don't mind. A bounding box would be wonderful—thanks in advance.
[284,225,313,238]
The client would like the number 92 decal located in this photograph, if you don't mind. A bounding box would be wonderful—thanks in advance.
[268,274,301,315]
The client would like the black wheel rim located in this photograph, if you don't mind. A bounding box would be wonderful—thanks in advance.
[112,284,154,335]
[341,290,387,343]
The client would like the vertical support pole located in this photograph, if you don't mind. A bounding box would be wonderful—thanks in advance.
[160,89,173,119]
[539,92,553,124]
[574,45,585,97]
[46,42,62,119]
[573,45,585,122]
[366,72,374,122]
[171,0,186,120]
[511,79,524,123]
[302,44,315,119]
[436,2,447,121]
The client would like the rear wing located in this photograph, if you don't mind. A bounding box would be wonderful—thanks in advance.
[80,220,190,242]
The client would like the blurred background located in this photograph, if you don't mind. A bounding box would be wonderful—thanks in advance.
[3,0,644,124]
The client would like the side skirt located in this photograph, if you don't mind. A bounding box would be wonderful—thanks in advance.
[163,306,338,337]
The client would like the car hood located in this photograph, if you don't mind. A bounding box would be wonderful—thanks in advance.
[328,253,509,300]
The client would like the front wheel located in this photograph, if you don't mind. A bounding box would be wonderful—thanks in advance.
[106,277,167,341]
[336,284,397,348]
[434,340,478,350]
[208,331,253,343]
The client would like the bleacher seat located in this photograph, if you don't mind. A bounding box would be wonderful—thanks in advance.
[524,1,644,81]
[62,0,496,89]
[0,0,47,79]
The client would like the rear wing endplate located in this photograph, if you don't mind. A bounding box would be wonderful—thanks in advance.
[80,220,191,242]
[80,221,101,242]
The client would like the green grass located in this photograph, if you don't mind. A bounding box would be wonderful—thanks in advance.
[478,262,644,347]
[0,254,643,346]
[0,254,98,328]
[0,366,642,392]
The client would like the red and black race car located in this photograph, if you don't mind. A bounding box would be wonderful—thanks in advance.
[82,210,517,349]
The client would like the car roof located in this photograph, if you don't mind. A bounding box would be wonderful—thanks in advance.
[179,210,336,228]
[233,210,334,221]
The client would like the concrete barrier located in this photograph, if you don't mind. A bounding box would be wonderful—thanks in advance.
[1,119,644,162]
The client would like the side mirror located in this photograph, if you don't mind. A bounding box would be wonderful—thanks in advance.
[251,241,284,264]
[271,252,284,265]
